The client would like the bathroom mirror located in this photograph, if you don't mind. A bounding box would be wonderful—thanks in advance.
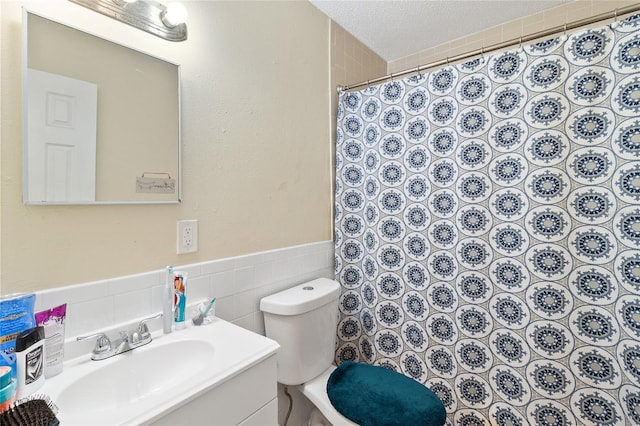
[23,10,181,204]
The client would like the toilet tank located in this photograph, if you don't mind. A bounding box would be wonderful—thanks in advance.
[260,278,341,386]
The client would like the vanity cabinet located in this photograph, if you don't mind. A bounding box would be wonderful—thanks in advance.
[41,318,279,425]
[150,354,278,425]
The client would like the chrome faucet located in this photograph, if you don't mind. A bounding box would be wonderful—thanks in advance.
[78,313,162,360]
[114,331,132,354]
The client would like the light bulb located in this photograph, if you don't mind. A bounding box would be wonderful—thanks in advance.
[161,2,188,27]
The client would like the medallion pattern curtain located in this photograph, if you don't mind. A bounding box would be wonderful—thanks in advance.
[334,14,640,425]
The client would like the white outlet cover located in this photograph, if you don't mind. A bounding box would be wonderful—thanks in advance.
[177,219,198,254]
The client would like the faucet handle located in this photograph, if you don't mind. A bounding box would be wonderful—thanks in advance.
[77,332,112,355]
[137,313,162,340]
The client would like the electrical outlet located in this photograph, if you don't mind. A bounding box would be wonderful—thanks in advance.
[177,220,198,254]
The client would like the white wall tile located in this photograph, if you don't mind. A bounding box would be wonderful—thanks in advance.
[201,258,235,275]
[113,288,153,320]
[150,284,166,315]
[173,264,203,279]
[33,240,334,360]
[232,313,255,333]
[214,295,236,322]
[108,271,163,295]
[34,279,110,312]
[187,274,211,302]
[211,270,236,298]
[270,259,289,283]
[234,290,260,319]
[252,311,266,336]
[253,261,274,287]
[234,266,256,293]
[233,252,263,269]
[66,297,115,336]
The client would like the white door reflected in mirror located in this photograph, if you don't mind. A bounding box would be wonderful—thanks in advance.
[27,69,98,203]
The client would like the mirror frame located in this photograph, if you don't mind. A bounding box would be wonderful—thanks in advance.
[22,8,182,205]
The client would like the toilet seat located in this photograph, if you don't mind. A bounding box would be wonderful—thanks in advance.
[299,365,359,426]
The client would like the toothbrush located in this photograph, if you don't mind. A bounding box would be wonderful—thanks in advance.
[192,298,216,326]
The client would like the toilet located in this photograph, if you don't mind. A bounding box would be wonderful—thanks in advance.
[260,278,357,426]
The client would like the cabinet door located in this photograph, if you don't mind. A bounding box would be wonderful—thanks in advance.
[238,399,278,426]
[150,355,278,425]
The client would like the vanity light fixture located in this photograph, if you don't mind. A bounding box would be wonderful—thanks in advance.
[68,0,188,41]
[160,2,189,28]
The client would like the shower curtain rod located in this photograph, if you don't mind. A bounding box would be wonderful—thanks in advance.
[337,3,640,93]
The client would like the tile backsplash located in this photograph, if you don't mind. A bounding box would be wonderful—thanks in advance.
[33,241,334,359]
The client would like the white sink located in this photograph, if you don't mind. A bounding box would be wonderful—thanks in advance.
[56,340,214,413]
[41,319,279,425]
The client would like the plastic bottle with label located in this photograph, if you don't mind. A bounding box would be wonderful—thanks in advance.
[15,326,45,398]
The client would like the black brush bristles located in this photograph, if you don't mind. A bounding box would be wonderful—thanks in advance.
[0,394,59,426]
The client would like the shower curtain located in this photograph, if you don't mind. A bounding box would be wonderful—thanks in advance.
[334,14,640,425]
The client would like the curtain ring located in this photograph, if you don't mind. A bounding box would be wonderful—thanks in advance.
[446,57,450,66]
[519,35,523,49]
[614,8,618,23]
[563,23,567,35]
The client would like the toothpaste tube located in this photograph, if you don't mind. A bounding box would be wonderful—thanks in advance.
[173,271,187,330]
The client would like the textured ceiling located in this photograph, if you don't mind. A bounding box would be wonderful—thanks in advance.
[309,0,570,62]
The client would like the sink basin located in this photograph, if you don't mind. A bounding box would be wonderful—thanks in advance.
[40,319,279,425]
[56,340,214,414]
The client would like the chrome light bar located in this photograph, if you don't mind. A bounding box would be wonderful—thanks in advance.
[68,0,188,42]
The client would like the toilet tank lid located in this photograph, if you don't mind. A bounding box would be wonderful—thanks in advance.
[260,278,341,316]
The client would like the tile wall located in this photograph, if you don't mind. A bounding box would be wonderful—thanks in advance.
[33,240,334,359]
[331,21,387,90]
[388,0,640,73]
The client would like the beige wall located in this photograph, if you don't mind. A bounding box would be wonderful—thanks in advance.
[1,0,332,293]
[389,0,640,73]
